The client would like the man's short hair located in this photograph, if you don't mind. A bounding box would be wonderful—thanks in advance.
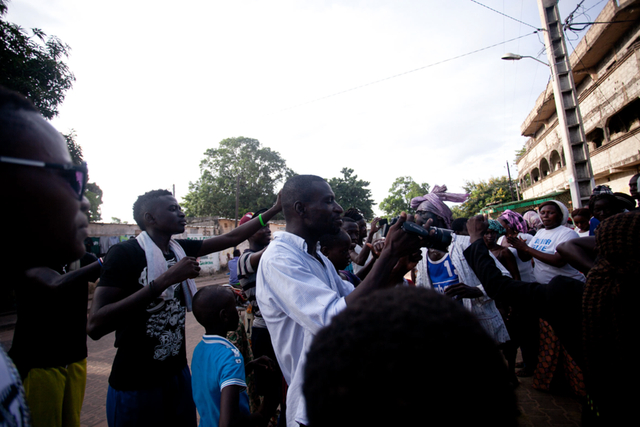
[304,286,518,427]
[319,229,350,250]
[343,208,363,222]
[0,86,41,155]
[281,175,327,217]
[451,217,468,233]
[132,189,173,230]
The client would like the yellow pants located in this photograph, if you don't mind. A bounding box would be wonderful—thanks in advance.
[23,359,87,427]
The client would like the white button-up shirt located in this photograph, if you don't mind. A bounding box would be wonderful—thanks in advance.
[257,231,354,426]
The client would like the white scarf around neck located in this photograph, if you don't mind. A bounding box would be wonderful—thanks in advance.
[136,231,197,311]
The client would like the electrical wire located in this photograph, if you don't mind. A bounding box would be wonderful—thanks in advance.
[470,0,542,30]
[278,32,537,112]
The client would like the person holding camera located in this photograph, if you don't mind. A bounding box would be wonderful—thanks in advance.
[412,185,511,346]
[256,175,424,427]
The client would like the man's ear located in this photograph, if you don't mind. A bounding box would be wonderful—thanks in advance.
[320,245,329,257]
[143,211,155,226]
[294,201,306,217]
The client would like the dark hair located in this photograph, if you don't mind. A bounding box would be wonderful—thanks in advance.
[0,86,39,114]
[343,208,363,222]
[319,229,350,250]
[572,208,590,218]
[132,189,173,230]
[341,216,356,223]
[281,175,326,219]
[233,249,241,257]
[304,287,517,427]
[0,86,41,155]
[613,192,635,211]
[589,193,620,214]
[193,285,234,330]
[451,217,468,233]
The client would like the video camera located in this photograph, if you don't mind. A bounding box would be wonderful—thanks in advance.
[381,216,453,251]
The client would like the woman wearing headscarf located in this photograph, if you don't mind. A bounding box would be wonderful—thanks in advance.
[497,210,535,282]
[412,185,511,346]
[508,201,584,284]
[522,210,543,235]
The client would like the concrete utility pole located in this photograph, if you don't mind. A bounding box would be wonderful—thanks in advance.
[537,0,595,208]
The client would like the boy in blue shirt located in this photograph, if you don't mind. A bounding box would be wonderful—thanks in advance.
[191,285,275,427]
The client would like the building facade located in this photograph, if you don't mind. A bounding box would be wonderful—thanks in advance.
[516,0,640,208]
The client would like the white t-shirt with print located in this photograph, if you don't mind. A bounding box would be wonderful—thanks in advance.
[528,226,585,283]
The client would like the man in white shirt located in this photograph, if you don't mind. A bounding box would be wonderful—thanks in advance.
[256,175,423,427]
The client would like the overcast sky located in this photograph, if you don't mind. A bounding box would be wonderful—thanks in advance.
[6,0,605,222]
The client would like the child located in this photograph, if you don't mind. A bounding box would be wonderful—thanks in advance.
[191,286,276,427]
[320,229,361,286]
[571,208,591,237]
[87,189,281,426]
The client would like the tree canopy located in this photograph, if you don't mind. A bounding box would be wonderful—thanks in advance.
[379,176,430,218]
[63,130,103,222]
[0,1,75,119]
[457,176,513,217]
[326,168,375,220]
[183,137,294,218]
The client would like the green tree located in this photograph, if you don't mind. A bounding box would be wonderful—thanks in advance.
[63,129,103,222]
[459,176,512,217]
[379,176,430,218]
[326,168,375,220]
[183,137,294,218]
[0,1,75,119]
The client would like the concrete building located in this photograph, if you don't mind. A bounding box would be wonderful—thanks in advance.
[516,0,640,210]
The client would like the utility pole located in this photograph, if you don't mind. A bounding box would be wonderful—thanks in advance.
[537,0,595,208]
[234,174,240,228]
[506,161,516,202]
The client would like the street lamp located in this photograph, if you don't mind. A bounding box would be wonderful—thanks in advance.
[501,53,549,67]
[501,46,594,208]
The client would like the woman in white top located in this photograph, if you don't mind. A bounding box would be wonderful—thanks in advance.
[508,201,585,284]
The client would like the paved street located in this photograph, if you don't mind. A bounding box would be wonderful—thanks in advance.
[1,271,583,426]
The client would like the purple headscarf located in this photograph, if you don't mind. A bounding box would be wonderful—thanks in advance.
[498,209,528,235]
[410,185,469,229]
[523,210,543,231]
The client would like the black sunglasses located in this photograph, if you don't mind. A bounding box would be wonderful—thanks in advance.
[0,156,88,201]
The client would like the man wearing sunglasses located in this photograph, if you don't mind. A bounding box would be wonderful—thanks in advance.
[1,86,91,426]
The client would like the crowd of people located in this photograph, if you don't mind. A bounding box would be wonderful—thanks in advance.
[2,83,639,427]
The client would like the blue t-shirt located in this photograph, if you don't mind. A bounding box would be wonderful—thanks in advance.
[228,257,240,284]
[427,253,460,293]
[191,335,250,427]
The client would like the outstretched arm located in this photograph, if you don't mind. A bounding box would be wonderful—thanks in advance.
[24,261,102,293]
[556,237,596,274]
[198,193,281,257]
[353,218,381,266]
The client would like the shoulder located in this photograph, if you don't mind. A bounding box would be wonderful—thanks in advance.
[99,240,145,286]
[175,239,203,256]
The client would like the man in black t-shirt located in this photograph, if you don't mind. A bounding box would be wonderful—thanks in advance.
[88,189,281,427]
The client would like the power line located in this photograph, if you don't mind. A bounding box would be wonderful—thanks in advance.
[470,0,542,30]
[278,32,537,112]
